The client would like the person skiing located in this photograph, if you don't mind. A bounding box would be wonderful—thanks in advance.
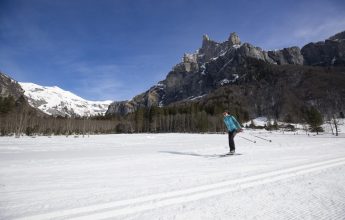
[223,111,243,154]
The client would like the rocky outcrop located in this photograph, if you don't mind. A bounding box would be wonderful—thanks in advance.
[106,83,165,116]
[182,53,198,72]
[301,32,345,66]
[228,32,241,46]
[0,72,25,99]
[197,34,229,63]
[0,72,46,117]
[106,101,136,115]
[268,47,304,65]
[237,43,270,62]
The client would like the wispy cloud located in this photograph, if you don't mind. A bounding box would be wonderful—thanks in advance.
[65,63,139,101]
[292,16,345,42]
[71,64,122,101]
[259,1,345,50]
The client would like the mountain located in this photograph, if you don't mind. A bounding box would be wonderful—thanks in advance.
[1,73,117,136]
[0,72,25,100]
[19,82,112,117]
[106,31,345,121]
[1,72,44,118]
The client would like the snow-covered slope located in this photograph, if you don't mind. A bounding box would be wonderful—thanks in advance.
[19,82,112,117]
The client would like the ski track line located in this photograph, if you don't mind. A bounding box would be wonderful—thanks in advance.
[14,156,345,220]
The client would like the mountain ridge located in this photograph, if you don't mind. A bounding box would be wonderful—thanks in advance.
[19,82,112,117]
[106,30,345,120]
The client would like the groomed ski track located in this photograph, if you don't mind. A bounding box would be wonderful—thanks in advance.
[16,156,345,220]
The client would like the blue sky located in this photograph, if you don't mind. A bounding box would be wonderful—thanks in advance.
[1,0,345,101]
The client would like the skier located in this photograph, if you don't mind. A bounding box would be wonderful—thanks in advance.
[223,111,243,154]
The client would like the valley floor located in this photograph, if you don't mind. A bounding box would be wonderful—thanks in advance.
[1,131,345,219]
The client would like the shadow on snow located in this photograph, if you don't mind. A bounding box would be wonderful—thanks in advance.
[159,151,242,158]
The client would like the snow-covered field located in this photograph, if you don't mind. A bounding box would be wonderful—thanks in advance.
[1,131,345,219]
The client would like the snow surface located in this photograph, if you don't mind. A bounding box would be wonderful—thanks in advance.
[232,44,241,49]
[243,117,272,127]
[19,82,112,117]
[1,132,345,219]
[219,78,230,86]
[219,74,239,86]
[244,117,345,133]
[187,94,207,101]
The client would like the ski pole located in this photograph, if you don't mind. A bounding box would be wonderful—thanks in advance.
[249,133,272,142]
[238,135,256,143]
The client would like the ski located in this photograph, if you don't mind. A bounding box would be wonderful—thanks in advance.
[218,153,242,157]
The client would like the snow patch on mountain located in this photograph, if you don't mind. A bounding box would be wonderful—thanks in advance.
[19,82,112,117]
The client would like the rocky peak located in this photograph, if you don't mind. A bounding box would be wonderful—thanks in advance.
[202,34,210,43]
[199,34,228,63]
[228,32,241,46]
[201,34,212,49]
[328,31,345,41]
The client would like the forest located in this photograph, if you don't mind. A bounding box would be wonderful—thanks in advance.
[1,94,337,136]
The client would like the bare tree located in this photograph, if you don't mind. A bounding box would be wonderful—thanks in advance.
[332,115,343,136]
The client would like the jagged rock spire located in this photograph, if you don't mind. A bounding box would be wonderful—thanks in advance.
[203,34,210,42]
[202,34,211,48]
[228,32,241,46]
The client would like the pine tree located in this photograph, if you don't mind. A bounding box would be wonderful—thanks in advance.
[135,108,144,132]
[305,107,324,134]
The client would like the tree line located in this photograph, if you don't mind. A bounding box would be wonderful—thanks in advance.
[0,96,248,135]
[0,95,342,136]
[0,96,121,136]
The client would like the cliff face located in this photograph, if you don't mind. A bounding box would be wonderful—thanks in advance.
[0,72,47,117]
[268,47,304,65]
[197,58,345,121]
[106,31,345,120]
[0,72,25,100]
[301,31,345,66]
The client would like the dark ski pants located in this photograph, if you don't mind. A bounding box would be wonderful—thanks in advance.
[228,131,236,151]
